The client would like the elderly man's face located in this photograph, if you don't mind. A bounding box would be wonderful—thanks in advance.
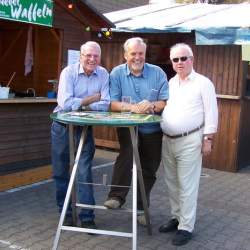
[124,42,146,76]
[170,47,193,78]
[80,45,101,75]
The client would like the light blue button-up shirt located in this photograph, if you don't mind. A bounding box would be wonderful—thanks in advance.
[54,63,110,112]
[110,63,169,133]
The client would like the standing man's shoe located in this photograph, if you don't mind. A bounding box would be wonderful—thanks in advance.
[81,220,97,229]
[81,220,98,235]
[64,215,73,226]
[159,218,179,233]
[137,213,147,226]
[172,230,192,246]
[104,198,121,209]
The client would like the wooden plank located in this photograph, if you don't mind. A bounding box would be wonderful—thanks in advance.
[195,46,202,74]
[0,151,50,165]
[225,101,240,171]
[0,165,52,191]
[232,46,240,96]
[216,46,224,94]
[0,103,54,167]
[206,45,213,81]
[203,99,240,172]
[228,46,236,95]
[211,45,219,92]
[95,139,119,149]
[0,138,50,150]
[238,99,250,168]
[222,46,230,94]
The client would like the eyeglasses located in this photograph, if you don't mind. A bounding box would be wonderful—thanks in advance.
[81,54,99,59]
[171,56,191,63]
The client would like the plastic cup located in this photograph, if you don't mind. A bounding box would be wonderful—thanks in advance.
[121,96,131,115]
[0,87,10,99]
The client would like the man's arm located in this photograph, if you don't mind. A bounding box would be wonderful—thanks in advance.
[201,78,218,156]
[111,100,166,114]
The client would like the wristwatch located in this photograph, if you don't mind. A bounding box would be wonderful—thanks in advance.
[82,105,90,111]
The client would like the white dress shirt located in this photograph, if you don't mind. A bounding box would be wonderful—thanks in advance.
[161,70,218,136]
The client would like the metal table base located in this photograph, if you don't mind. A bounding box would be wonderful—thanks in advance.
[52,125,152,250]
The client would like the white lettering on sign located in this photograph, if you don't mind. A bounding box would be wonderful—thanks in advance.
[10,3,52,22]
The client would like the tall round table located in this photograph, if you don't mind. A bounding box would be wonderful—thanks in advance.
[51,111,162,250]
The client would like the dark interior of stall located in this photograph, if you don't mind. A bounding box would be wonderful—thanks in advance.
[0,20,60,97]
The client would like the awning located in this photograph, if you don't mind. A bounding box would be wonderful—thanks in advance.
[104,3,250,45]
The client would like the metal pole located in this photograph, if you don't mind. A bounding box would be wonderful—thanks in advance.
[52,126,88,250]
[69,124,77,225]
[129,127,152,236]
[132,138,137,250]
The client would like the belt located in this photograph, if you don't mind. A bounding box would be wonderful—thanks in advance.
[164,123,204,139]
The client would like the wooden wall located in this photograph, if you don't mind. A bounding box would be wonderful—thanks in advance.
[0,103,56,173]
[53,4,91,68]
[193,45,242,96]
[238,98,250,168]
[203,99,241,172]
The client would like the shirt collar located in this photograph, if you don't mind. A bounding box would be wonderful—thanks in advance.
[78,63,98,76]
[125,63,148,78]
[176,69,196,82]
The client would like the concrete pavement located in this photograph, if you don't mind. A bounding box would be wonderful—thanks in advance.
[1,149,250,250]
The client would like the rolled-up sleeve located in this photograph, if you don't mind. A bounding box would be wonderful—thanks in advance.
[158,69,169,101]
[110,68,122,102]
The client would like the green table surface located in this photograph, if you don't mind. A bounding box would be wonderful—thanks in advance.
[50,111,162,127]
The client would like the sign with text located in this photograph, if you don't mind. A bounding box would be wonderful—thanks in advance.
[0,0,54,27]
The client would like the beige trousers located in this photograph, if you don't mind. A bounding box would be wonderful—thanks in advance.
[162,129,203,232]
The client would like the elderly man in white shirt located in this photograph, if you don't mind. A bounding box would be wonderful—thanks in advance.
[159,43,218,246]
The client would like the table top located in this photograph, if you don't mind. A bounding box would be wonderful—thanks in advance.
[50,111,162,127]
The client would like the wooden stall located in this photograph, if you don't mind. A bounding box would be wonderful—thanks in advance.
[0,0,113,191]
[93,31,250,172]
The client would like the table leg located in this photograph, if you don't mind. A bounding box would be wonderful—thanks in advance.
[69,124,77,225]
[129,127,152,236]
[52,126,88,250]
[132,148,137,250]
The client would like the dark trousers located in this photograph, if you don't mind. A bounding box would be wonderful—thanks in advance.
[108,127,162,210]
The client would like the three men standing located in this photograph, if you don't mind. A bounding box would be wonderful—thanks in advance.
[52,39,218,247]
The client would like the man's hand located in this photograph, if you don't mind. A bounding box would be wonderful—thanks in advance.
[202,140,212,156]
[81,93,101,106]
[131,100,154,114]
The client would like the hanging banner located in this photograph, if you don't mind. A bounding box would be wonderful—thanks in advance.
[0,0,54,27]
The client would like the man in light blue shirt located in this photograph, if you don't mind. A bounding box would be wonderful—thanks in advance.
[51,41,110,230]
[104,37,168,225]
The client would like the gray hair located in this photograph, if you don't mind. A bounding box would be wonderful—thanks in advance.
[80,41,101,56]
[123,37,147,53]
[170,43,193,59]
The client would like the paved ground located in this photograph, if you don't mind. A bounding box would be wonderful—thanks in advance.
[1,149,250,250]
